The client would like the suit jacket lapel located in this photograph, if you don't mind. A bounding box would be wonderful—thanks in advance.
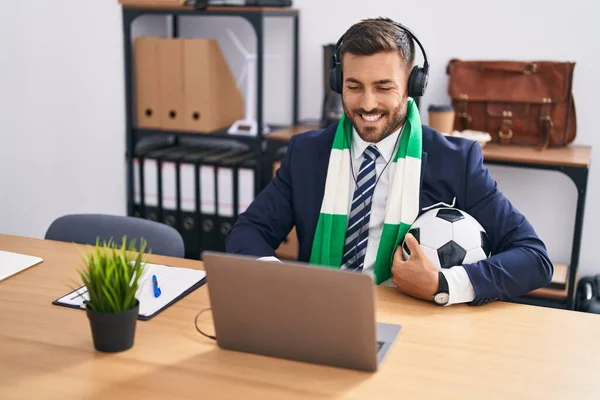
[306,128,336,246]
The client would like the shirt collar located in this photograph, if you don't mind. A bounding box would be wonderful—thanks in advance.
[351,124,404,163]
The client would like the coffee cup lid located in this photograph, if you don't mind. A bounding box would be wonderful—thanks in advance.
[428,104,454,112]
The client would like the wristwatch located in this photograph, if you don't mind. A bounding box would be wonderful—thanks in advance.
[433,271,449,306]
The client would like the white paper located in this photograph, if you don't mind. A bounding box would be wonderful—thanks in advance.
[53,263,206,318]
[143,159,158,207]
[0,251,43,281]
[162,161,177,210]
[180,162,196,212]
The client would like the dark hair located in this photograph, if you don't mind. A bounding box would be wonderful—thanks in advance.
[340,17,415,69]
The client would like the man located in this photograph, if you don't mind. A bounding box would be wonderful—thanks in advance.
[225,17,553,306]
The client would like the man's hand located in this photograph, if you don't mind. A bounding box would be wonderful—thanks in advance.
[392,233,440,301]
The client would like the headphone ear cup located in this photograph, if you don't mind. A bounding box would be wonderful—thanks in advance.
[335,63,343,94]
[329,54,342,94]
[407,65,428,98]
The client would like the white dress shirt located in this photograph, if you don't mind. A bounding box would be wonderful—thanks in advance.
[262,125,476,306]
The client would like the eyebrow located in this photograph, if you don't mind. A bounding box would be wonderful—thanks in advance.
[345,77,362,84]
[344,77,395,85]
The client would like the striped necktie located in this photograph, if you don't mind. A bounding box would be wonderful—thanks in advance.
[342,145,381,270]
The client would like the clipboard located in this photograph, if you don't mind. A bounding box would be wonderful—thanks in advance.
[52,263,206,321]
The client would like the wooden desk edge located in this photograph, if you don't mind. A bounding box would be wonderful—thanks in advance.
[267,125,591,168]
[528,263,569,300]
[266,124,321,142]
[482,144,591,169]
[120,4,299,13]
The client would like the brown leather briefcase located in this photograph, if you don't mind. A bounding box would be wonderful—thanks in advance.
[447,59,577,149]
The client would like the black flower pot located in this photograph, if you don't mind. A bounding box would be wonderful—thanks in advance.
[86,300,139,353]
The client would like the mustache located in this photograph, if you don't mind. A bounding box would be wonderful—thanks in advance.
[355,109,388,116]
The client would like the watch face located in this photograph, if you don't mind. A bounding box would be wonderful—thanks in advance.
[434,292,449,305]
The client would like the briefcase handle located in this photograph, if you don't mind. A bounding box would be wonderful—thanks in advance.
[480,62,538,75]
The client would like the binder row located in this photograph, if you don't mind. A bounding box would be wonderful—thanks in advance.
[134,37,244,133]
[132,139,259,260]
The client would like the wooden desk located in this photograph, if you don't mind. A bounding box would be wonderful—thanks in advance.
[481,143,591,310]
[1,234,600,399]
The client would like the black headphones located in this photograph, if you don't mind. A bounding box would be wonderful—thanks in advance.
[329,21,429,98]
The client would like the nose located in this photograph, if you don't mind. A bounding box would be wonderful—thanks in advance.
[359,89,378,112]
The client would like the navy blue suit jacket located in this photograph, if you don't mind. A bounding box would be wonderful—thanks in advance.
[225,124,553,305]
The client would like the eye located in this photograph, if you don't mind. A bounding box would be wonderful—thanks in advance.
[379,87,392,92]
[347,86,360,91]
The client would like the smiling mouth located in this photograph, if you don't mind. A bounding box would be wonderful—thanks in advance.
[360,113,384,123]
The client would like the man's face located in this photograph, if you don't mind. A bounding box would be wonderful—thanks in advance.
[341,51,409,143]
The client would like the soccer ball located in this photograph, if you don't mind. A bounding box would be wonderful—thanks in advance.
[402,207,492,269]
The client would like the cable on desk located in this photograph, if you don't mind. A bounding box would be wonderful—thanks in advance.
[195,308,216,341]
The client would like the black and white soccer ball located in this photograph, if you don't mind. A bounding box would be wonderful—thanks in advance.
[402,207,492,269]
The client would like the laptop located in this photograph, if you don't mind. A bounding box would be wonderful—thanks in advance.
[202,252,401,372]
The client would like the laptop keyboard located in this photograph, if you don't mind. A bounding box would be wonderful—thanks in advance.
[377,341,385,352]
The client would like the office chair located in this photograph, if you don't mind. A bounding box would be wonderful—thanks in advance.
[45,214,185,258]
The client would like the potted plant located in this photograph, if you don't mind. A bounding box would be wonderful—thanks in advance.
[76,237,147,353]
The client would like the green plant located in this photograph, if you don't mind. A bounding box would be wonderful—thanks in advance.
[77,237,148,313]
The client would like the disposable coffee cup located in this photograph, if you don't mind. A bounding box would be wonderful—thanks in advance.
[428,104,455,134]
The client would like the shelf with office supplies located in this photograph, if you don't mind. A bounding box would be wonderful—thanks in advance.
[120,3,300,259]
[134,128,265,148]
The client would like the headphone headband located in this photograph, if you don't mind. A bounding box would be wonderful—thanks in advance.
[329,20,429,97]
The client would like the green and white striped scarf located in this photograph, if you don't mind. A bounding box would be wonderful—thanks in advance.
[309,98,422,284]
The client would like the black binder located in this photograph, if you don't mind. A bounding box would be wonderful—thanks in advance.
[141,146,192,225]
[132,139,175,219]
[157,146,199,233]
[215,151,258,251]
[177,147,218,260]
[180,147,250,257]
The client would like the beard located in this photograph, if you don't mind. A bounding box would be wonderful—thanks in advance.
[343,99,407,143]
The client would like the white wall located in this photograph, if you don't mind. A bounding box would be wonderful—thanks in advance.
[1,0,599,281]
[0,1,126,238]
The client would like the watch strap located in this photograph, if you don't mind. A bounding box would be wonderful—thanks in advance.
[437,271,449,294]
[433,271,450,306]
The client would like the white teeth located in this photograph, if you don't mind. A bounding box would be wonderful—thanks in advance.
[361,114,382,122]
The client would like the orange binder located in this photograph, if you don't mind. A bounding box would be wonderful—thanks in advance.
[182,39,244,133]
[157,38,185,131]
[134,37,161,129]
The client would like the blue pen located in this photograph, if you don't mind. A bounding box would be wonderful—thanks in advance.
[152,274,162,298]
